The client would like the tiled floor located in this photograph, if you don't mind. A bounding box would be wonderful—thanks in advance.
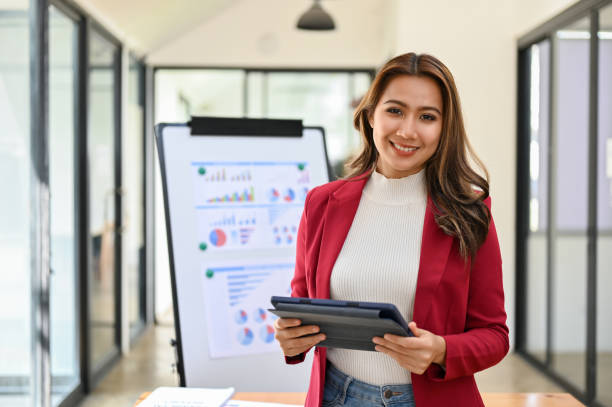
[81,323,178,407]
[79,322,568,407]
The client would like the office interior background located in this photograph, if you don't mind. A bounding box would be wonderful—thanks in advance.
[1,0,611,406]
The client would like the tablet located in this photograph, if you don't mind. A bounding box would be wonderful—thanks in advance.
[269,296,413,351]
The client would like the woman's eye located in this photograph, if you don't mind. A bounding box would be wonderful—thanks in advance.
[386,108,402,115]
[421,114,436,121]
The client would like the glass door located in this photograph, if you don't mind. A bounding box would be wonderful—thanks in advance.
[49,4,80,405]
[0,2,33,405]
[126,56,146,340]
[87,27,121,378]
[550,16,591,392]
[597,5,612,406]
[523,39,551,365]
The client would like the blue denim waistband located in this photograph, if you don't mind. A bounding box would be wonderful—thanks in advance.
[325,361,414,405]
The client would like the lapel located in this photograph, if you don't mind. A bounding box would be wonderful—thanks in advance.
[412,195,454,325]
[315,175,369,298]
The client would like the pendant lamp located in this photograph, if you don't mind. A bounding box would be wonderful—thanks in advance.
[297,0,335,31]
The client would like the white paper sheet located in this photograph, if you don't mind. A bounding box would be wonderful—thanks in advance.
[224,400,302,407]
[139,386,235,407]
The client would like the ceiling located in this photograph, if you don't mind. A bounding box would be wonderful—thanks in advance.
[74,0,387,67]
[75,0,238,55]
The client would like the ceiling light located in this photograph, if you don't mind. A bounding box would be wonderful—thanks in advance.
[297,0,335,31]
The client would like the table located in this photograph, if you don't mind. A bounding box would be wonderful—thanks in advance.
[135,392,584,406]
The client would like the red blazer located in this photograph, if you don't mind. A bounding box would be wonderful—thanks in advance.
[286,175,509,407]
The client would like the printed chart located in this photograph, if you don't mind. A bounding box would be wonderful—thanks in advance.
[196,206,301,251]
[202,259,293,358]
[192,162,310,252]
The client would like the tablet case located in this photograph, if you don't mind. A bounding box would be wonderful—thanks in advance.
[268,296,413,351]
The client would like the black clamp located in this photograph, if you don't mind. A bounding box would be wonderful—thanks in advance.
[189,116,303,137]
[170,338,182,386]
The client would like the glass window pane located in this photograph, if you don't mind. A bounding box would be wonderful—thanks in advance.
[350,73,371,155]
[247,71,264,118]
[88,29,119,370]
[154,69,244,122]
[525,40,550,363]
[154,143,173,323]
[551,16,590,392]
[266,72,351,169]
[125,56,145,337]
[0,3,32,406]
[597,4,612,406]
[49,5,79,404]
[352,73,371,100]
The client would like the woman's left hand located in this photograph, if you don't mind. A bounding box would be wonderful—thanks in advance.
[372,321,446,375]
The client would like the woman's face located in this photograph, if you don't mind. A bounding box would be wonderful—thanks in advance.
[369,74,443,179]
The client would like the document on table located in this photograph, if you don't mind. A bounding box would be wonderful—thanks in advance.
[224,401,301,407]
[139,386,235,407]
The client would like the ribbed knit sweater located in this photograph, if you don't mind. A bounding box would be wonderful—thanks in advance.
[326,168,427,385]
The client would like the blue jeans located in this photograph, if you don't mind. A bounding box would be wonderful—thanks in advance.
[322,362,416,407]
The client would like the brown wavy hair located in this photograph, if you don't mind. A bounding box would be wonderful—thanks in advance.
[345,52,491,259]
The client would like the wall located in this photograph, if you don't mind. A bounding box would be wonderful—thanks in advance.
[514,0,581,36]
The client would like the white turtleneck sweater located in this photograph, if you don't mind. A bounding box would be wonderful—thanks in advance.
[326,168,427,385]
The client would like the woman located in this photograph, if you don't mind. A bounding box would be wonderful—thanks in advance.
[273,53,509,407]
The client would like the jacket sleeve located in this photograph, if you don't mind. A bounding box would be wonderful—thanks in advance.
[284,189,312,365]
[426,197,509,381]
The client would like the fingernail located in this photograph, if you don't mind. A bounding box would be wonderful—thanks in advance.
[312,327,319,333]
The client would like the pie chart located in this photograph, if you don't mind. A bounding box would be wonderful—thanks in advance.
[254,308,267,323]
[209,229,227,247]
[300,187,309,201]
[237,327,254,346]
[234,309,247,324]
[268,188,280,202]
[284,188,295,202]
[260,325,275,343]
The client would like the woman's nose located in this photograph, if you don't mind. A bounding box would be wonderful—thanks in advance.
[396,117,417,137]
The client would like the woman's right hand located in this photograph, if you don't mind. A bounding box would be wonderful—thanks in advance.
[273,318,326,357]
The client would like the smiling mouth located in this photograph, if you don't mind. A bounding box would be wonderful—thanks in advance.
[390,141,418,153]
